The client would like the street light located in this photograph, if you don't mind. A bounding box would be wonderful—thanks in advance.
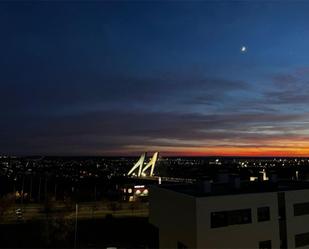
[74,203,78,248]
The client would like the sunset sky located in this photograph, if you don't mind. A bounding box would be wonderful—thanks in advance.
[2,2,309,156]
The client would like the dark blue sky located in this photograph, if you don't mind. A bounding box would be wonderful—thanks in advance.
[2,1,309,156]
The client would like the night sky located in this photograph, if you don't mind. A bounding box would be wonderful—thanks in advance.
[2,2,309,156]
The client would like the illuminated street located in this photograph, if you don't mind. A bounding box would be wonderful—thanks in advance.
[1,201,148,224]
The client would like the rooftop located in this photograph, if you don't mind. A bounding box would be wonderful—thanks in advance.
[158,180,309,197]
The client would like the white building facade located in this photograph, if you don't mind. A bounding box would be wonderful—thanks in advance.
[150,182,309,249]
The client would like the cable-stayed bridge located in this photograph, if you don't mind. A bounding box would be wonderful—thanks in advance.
[127,152,195,183]
[127,152,159,177]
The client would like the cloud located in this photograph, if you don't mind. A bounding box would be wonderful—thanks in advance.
[1,109,308,155]
[0,69,249,116]
[263,69,309,106]
[2,48,309,156]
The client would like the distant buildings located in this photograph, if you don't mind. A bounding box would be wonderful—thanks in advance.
[150,178,309,249]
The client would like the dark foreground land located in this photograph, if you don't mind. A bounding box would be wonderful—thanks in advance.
[0,216,158,248]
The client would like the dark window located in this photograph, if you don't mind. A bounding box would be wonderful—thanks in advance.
[294,202,309,216]
[211,211,228,228]
[295,232,309,248]
[259,240,271,249]
[228,209,252,225]
[211,209,251,228]
[258,207,270,222]
[177,241,188,249]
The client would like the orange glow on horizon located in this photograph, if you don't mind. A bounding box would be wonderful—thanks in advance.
[103,147,309,157]
[101,138,309,157]
[162,147,309,157]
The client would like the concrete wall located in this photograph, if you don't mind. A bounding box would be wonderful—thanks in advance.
[196,192,280,249]
[285,189,309,249]
[149,186,197,248]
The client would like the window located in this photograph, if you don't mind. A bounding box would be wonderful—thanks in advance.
[258,207,270,222]
[228,209,252,225]
[211,209,252,228]
[295,232,309,248]
[259,240,271,249]
[211,212,228,228]
[294,202,309,216]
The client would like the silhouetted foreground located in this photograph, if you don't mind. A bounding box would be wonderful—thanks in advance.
[0,216,158,248]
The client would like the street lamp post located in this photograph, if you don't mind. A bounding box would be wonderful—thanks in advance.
[74,203,78,248]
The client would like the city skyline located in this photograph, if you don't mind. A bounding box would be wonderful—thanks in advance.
[2,2,309,156]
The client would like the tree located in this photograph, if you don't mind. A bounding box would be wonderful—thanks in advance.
[107,201,122,214]
[0,193,15,222]
[129,199,140,214]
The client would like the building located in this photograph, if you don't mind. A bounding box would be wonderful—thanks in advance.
[149,179,309,249]
[121,184,149,202]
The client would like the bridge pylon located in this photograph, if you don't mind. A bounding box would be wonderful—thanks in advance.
[141,152,159,177]
[127,152,159,177]
[127,152,146,177]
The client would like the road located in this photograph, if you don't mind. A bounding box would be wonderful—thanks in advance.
[0,201,149,224]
